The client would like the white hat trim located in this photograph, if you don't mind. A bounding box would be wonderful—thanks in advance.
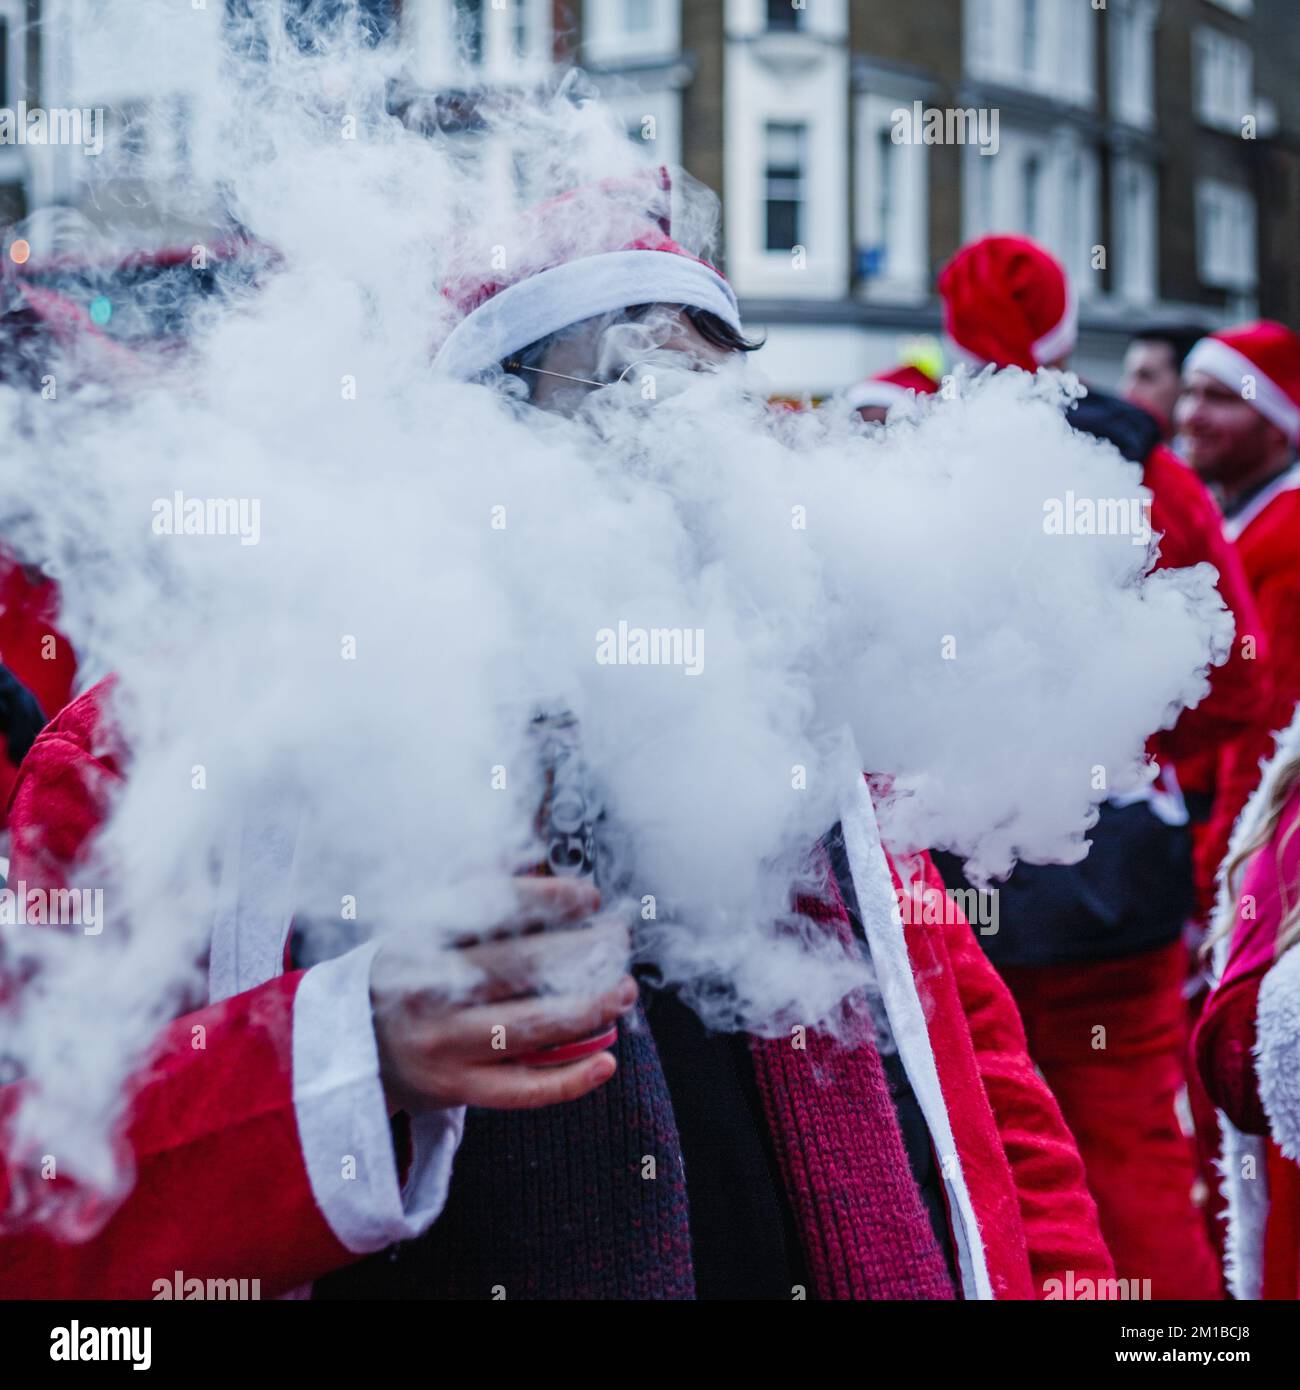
[434,249,741,381]
[1184,336,1300,445]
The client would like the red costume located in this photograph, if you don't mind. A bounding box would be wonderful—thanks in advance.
[1194,705,1300,1299]
[0,679,1114,1298]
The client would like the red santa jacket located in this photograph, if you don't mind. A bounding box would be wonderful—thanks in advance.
[0,550,77,820]
[1141,444,1270,775]
[1196,469,1300,911]
[1194,702,1300,1299]
[0,678,1112,1298]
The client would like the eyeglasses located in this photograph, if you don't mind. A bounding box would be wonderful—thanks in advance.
[504,359,647,391]
[505,351,720,392]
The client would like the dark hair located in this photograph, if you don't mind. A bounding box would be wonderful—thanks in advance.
[502,302,764,396]
[1129,324,1209,371]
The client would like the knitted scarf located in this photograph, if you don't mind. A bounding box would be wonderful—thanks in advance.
[383,880,957,1301]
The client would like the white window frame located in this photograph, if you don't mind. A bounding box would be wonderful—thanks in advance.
[725,0,848,42]
[961,124,1101,298]
[596,79,684,171]
[1196,178,1257,292]
[854,92,929,301]
[1193,26,1253,132]
[415,0,552,86]
[583,0,680,67]
[963,0,1095,108]
[1113,154,1158,303]
[1108,0,1156,130]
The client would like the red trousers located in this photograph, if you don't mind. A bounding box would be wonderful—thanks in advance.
[1000,942,1224,1300]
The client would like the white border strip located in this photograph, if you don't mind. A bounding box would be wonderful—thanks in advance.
[845,380,908,411]
[1222,460,1300,543]
[434,249,742,381]
[1186,337,1300,445]
[838,774,994,1300]
[1030,279,1078,367]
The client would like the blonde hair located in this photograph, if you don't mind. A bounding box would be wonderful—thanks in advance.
[1213,753,1300,962]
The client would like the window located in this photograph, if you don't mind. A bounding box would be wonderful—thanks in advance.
[456,0,484,66]
[1021,154,1041,238]
[1197,179,1257,291]
[969,0,996,71]
[1020,0,1039,79]
[511,0,529,58]
[625,0,653,33]
[876,127,894,267]
[1114,157,1156,301]
[1110,0,1155,127]
[766,0,802,32]
[1194,27,1252,130]
[765,121,806,251]
[976,148,994,232]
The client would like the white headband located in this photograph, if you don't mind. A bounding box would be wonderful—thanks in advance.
[434,248,742,382]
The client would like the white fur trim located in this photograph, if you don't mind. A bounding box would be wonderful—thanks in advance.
[1222,460,1300,543]
[1185,337,1300,446]
[1030,278,1078,367]
[1258,946,1300,1161]
[293,939,466,1253]
[211,809,465,1274]
[433,250,742,381]
[845,381,908,411]
[208,805,301,1002]
[1207,701,1300,1297]
[838,774,994,1301]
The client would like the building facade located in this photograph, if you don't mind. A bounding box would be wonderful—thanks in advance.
[578,0,1297,394]
[5,1,1296,396]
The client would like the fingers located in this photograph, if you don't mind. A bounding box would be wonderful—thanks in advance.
[456,912,631,1004]
[467,1050,619,1109]
[438,976,639,1059]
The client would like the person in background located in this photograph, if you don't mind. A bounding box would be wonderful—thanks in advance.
[1120,323,1208,442]
[933,233,1266,1300]
[1194,701,1300,1299]
[845,364,939,427]
[1178,322,1300,935]
[0,259,83,823]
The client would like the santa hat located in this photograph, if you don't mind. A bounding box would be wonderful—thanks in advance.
[433,171,741,381]
[845,364,939,412]
[937,234,1077,372]
[1183,320,1300,445]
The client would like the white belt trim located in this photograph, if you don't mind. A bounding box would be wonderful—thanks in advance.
[838,774,994,1300]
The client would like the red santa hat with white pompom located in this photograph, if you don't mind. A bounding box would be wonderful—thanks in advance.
[1183,320,1300,445]
[845,364,939,412]
[433,168,741,381]
[937,234,1077,373]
